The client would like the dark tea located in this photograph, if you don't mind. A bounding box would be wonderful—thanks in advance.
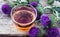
[14,11,33,24]
[12,10,35,26]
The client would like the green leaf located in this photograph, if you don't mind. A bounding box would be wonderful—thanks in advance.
[37,29,42,37]
[58,13,60,18]
[20,2,28,5]
[52,7,60,20]
[52,7,60,13]
[17,0,21,4]
[12,1,19,6]
[48,0,54,5]
[36,27,44,37]
[5,0,16,7]
[16,0,28,5]
[56,0,60,2]
[36,3,45,14]
[27,0,39,3]
[49,14,57,25]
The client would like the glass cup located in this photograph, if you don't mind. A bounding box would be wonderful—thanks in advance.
[11,4,37,33]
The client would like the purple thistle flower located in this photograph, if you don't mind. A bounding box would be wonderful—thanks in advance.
[47,27,59,37]
[1,4,12,15]
[29,27,39,37]
[29,2,38,7]
[40,14,50,27]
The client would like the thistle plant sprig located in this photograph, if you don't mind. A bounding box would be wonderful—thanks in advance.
[51,7,60,21]
[35,2,45,20]
[44,6,60,21]
[48,0,60,5]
